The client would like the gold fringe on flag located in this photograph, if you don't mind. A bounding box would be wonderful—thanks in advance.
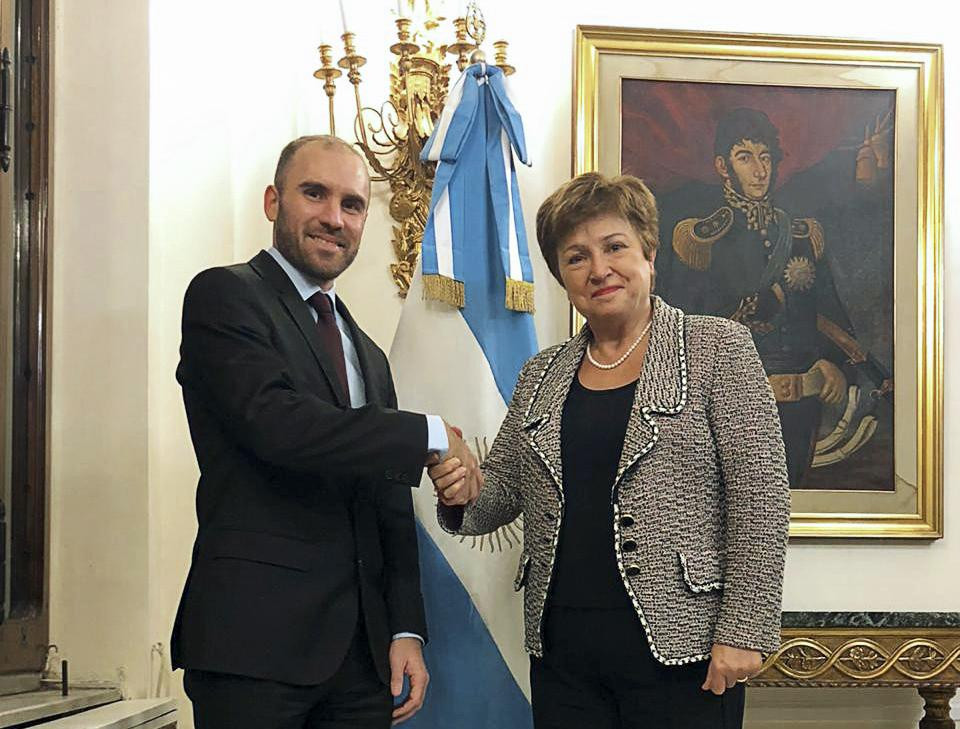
[505,278,535,313]
[423,274,465,309]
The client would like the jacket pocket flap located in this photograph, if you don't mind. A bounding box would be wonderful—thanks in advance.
[678,549,724,593]
[201,529,318,572]
[513,553,531,591]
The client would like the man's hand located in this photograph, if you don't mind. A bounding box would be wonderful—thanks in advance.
[426,422,482,506]
[814,358,846,405]
[390,637,429,725]
[428,456,484,506]
[702,644,762,695]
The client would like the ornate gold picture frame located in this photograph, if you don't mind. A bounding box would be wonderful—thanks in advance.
[573,26,943,538]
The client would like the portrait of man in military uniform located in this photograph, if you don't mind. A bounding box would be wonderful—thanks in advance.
[668,108,883,487]
[620,83,895,491]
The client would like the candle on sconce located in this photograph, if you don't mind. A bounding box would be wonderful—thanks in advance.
[338,0,349,32]
[397,0,403,17]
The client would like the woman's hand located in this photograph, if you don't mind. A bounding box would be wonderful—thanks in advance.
[702,644,762,695]
[428,457,483,506]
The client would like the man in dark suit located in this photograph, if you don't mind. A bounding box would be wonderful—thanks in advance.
[171,135,477,728]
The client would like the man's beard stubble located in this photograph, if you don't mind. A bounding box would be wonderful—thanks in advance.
[273,206,358,285]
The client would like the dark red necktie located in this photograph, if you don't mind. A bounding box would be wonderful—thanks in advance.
[307,292,350,402]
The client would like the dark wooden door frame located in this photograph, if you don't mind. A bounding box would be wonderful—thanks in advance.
[1,0,49,675]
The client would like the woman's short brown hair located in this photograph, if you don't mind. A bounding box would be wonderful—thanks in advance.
[535,173,659,283]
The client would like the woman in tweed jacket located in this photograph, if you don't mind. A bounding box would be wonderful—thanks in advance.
[429,172,790,728]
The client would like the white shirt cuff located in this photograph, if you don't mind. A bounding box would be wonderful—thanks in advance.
[392,632,424,644]
[425,414,449,455]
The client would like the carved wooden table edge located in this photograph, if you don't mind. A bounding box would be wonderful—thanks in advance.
[752,615,960,729]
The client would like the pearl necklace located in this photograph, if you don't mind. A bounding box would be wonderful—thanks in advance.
[586,318,653,370]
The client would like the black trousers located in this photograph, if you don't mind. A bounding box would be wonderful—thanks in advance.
[184,623,392,729]
[531,606,745,729]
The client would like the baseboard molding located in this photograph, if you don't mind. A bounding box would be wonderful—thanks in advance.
[42,698,177,728]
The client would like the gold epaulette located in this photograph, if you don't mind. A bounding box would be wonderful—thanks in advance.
[792,217,825,260]
[672,207,733,271]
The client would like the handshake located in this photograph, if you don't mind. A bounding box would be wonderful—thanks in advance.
[424,421,485,507]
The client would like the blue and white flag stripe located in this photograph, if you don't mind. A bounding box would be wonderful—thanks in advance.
[420,64,534,313]
[432,189,455,281]
[501,131,523,284]
[390,264,537,729]
[421,70,468,163]
[389,66,537,726]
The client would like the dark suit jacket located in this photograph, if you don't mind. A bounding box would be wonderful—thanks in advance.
[171,250,428,686]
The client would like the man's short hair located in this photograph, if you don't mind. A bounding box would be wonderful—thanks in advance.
[273,135,368,191]
[713,108,784,166]
[535,172,659,285]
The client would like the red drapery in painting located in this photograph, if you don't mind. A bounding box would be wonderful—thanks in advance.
[620,80,893,192]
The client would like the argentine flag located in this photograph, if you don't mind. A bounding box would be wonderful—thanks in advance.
[389,63,537,728]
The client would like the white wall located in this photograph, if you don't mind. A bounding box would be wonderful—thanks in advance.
[46,0,955,726]
[49,0,151,697]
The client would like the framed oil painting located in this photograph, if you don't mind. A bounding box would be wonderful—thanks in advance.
[573,26,943,538]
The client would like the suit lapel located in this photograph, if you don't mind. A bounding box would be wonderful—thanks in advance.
[248,250,349,408]
[521,332,584,497]
[614,297,687,488]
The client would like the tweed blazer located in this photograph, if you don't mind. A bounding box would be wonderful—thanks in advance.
[439,296,790,664]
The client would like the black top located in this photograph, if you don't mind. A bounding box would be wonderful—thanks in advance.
[549,374,637,608]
